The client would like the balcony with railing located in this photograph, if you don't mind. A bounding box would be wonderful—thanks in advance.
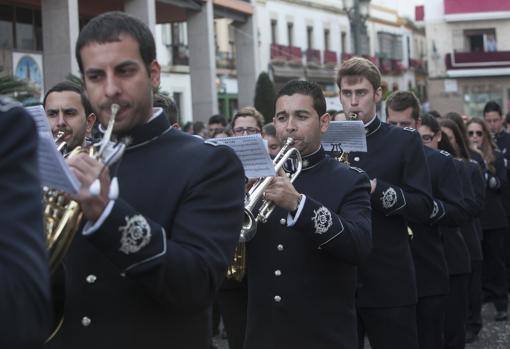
[445,51,510,70]
[392,60,405,75]
[306,49,321,66]
[270,44,303,66]
[324,51,338,66]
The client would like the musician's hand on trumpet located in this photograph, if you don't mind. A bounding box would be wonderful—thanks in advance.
[67,154,111,222]
[263,168,301,212]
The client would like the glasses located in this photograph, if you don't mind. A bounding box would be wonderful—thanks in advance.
[233,127,261,135]
[468,130,483,137]
[421,134,435,143]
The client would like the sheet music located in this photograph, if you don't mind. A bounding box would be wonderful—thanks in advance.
[25,105,80,193]
[321,120,367,152]
[207,134,276,179]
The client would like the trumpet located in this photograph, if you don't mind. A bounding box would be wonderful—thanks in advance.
[240,137,303,242]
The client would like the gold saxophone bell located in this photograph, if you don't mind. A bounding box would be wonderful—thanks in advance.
[226,137,303,280]
[45,104,121,341]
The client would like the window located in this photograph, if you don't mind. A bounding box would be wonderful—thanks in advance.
[287,22,293,47]
[0,5,13,49]
[0,5,42,51]
[464,29,496,52]
[15,7,35,50]
[324,29,330,51]
[307,26,313,49]
[341,31,347,53]
[173,92,182,121]
[271,20,277,44]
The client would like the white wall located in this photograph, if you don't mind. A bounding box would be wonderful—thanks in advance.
[256,0,350,72]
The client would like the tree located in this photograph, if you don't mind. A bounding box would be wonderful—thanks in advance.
[0,74,38,104]
[254,72,276,124]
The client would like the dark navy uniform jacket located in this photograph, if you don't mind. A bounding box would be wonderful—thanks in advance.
[49,113,245,349]
[459,160,485,262]
[410,147,464,298]
[0,98,51,347]
[348,117,433,307]
[441,159,473,275]
[479,150,508,231]
[494,130,510,216]
[245,147,372,349]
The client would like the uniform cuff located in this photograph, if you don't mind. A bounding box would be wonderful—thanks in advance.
[292,196,344,249]
[86,199,166,273]
[371,179,406,216]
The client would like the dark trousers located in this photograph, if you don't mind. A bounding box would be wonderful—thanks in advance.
[505,220,510,293]
[482,228,508,311]
[217,285,247,349]
[357,305,418,349]
[416,295,446,349]
[445,273,469,349]
[466,261,483,335]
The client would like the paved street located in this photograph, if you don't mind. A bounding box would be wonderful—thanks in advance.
[213,303,510,349]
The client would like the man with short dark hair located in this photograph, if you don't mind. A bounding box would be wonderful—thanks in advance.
[44,81,96,152]
[49,11,245,349]
[337,57,433,349]
[386,90,469,349]
[208,114,227,138]
[244,79,372,349]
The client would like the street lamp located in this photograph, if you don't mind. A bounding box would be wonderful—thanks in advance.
[343,0,371,56]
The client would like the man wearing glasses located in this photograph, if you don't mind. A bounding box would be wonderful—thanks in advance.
[386,91,467,349]
[231,107,264,136]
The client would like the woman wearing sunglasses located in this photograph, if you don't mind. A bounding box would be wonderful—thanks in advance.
[466,117,509,323]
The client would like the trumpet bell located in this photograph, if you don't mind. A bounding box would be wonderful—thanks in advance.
[240,208,257,243]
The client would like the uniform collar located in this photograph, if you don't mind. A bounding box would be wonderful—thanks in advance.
[365,115,382,136]
[124,110,171,148]
[300,146,325,171]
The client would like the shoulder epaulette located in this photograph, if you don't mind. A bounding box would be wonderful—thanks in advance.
[350,166,365,174]
[439,150,451,157]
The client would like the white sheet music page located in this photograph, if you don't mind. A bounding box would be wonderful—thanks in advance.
[321,120,367,152]
[207,134,276,179]
[25,105,80,193]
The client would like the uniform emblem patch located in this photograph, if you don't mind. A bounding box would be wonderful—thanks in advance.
[430,201,439,218]
[119,215,152,254]
[381,187,398,209]
[312,206,333,235]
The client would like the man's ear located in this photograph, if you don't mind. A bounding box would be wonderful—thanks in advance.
[374,86,383,103]
[149,60,161,89]
[319,112,330,134]
[86,113,96,133]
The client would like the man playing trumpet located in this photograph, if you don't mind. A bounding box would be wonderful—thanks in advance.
[244,79,372,349]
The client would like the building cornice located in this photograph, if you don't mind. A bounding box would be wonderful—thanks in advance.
[258,0,346,15]
[214,0,254,15]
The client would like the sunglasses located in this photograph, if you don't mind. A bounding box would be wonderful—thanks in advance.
[468,130,483,137]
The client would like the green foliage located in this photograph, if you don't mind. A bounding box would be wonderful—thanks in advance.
[0,74,38,103]
[254,72,276,124]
